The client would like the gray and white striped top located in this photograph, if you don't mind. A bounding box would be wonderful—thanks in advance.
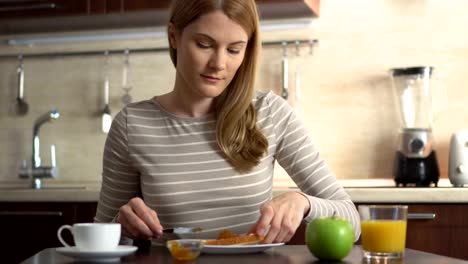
[94,90,361,241]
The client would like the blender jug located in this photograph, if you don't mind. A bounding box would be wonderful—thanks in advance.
[390,66,439,187]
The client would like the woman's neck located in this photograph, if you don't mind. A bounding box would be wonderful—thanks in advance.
[156,90,215,118]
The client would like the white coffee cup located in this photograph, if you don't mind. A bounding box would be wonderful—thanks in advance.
[57,223,121,251]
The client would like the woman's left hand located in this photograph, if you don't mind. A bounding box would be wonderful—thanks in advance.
[249,192,310,244]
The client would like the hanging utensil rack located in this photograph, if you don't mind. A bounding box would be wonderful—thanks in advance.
[0,39,318,60]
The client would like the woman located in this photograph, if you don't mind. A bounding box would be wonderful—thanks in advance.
[95,0,361,245]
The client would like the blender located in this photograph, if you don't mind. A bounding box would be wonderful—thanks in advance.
[390,66,439,187]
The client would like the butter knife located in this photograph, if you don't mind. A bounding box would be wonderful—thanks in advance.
[161,227,203,240]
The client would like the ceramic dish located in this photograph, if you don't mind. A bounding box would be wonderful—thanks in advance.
[56,245,137,262]
[202,243,284,254]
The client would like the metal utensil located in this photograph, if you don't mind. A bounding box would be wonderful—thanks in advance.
[281,41,289,100]
[121,49,133,105]
[102,51,112,133]
[294,41,301,112]
[164,227,203,234]
[162,227,203,241]
[15,55,29,115]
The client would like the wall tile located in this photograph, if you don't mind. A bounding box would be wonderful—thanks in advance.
[1,0,468,187]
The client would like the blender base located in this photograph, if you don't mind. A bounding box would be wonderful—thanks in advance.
[393,151,440,187]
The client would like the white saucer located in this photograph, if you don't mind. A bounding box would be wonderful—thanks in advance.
[56,245,137,262]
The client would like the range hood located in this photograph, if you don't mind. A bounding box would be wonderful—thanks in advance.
[0,0,319,36]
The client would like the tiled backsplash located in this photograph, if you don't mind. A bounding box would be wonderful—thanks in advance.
[1,0,468,187]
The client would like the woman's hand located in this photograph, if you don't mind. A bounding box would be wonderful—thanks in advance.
[249,192,310,244]
[117,197,163,240]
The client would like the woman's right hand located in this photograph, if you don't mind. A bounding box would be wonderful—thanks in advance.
[117,197,163,240]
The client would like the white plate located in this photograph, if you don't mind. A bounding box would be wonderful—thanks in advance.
[202,243,284,254]
[56,245,137,262]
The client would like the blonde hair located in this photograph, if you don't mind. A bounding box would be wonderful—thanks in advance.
[168,0,268,173]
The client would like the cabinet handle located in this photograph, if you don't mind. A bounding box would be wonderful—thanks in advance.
[408,213,436,220]
[0,3,56,12]
[0,211,63,216]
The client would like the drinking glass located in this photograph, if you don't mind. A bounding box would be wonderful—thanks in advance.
[358,205,408,259]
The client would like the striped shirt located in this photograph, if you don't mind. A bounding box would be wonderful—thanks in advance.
[94,90,361,242]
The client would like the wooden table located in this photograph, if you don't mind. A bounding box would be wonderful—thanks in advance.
[21,245,468,264]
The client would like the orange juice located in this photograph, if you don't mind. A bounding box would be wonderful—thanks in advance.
[361,220,407,253]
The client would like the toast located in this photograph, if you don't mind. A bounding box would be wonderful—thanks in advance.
[204,233,264,246]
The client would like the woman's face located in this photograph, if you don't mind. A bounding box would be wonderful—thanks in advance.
[170,10,249,99]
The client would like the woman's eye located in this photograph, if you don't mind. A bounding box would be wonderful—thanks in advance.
[228,48,241,54]
[196,42,211,49]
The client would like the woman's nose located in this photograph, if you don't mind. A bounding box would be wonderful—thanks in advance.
[209,50,226,70]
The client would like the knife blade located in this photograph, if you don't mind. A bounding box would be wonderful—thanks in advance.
[161,227,203,241]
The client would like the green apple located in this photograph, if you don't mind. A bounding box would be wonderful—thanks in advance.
[305,216,355,261]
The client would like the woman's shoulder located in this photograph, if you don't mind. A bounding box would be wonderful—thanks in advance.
[253,89,287,110]
[126,98,158,111]
[115,98,163,119]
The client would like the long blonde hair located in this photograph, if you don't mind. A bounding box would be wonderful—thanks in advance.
[168,0,268,173]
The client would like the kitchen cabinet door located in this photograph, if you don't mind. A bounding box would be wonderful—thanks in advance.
[0,0,319,18]
[105,0,319,15]
[406,204,468,260]
[106,0,171,13]
[0,202,97,264]
[256,0,319,17]
[1,0,319,35]
[288,203,468,260]
[0,0,106,19]
[356,203,468,260]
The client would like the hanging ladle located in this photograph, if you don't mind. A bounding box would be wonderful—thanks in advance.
[293,41,301,112]
[15,55,29,115]
[102,51,112,133]
[281,42,289,100]
[121,49,133,105]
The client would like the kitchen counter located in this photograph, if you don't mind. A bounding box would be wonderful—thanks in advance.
[1,180,467,203]
[345,187,468,203]
[280,187,468,203]
[0,187,101,202]
[279,178,468,204]
[0,182,101,202]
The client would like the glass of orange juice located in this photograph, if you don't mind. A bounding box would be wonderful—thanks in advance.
[358,205,408,259]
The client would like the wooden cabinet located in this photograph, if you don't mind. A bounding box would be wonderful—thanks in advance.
[0,0,107,18]
[405,204,468,260]
[106,0,320,16]
[0,0,319,19]
[0,202,97,264]
[1,0,319,35]
[105,0,171,13]
[0,0,175,18]
[0,0,319,35]
[288,203,468,260]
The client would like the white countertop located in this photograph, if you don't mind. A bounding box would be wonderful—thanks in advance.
[0,180,467,203]
[273,187,468,203]
[346,187,468,203]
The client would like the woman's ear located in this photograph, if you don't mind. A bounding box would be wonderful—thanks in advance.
[168,23,177,49]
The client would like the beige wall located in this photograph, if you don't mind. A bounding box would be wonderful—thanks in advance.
[1,0,467,187]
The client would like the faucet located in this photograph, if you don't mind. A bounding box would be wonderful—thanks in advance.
[19,108,60,189]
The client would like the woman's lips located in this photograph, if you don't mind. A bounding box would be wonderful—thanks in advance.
[201,74,222,83]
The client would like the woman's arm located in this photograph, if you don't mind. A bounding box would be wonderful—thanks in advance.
[94,109,142,239]
[267,92,361,241]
